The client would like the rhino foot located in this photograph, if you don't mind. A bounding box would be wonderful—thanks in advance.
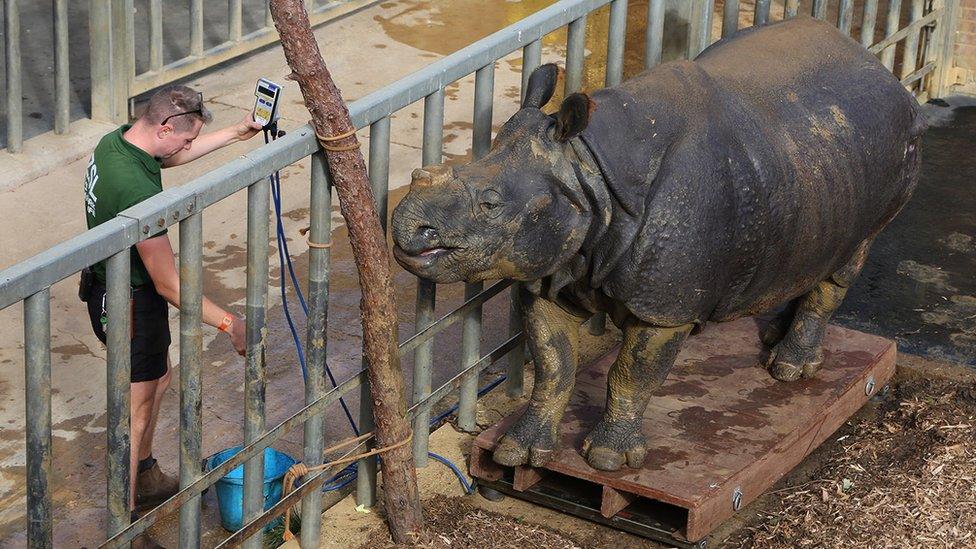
[765,340,823,382]
[581,418,646,472]
[492,408,559,468]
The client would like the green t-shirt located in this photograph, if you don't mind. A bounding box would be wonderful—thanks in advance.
[85,125,166,286]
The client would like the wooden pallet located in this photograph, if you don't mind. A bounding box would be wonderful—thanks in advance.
[470,317,896,545]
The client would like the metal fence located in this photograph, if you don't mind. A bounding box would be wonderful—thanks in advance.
[0,0,962,547]
[1,0,378,153]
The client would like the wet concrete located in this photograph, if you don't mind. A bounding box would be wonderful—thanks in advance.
[835,99,976,366]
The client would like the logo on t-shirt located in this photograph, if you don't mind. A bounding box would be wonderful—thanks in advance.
[84,155,98,217]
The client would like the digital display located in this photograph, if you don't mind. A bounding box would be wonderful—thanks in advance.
[257,85,275,98]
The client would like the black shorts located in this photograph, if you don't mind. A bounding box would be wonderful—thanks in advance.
[87,282,171,383]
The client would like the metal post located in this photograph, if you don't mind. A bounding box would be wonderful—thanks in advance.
[105,251,131,543]
[785,0,800,19]
[566,16,587,93]
[412,89,444,467]
[5,0,22,152]
[24,288,52,548]
[812,0,828,19]
[54,0,69,135]
[689,0,714,58]
[150,0,162,71]
[838,0,855,35]
[191,0,204,57]
[229,0,243,43]
[178,212,203,548]
[901,0,925,81]
[754,0,770,26]
[861,0,879,47]
[113,0,134,122]
[458,66,494,432]
[881,0,903,70]
[645,0,665,69]
[606,0,627,87]
[723,0,740,38]
[509,43,542,398]
[300,150,331,547]
[242,177,270,549]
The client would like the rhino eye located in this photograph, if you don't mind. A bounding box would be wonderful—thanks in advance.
[478,189,503,219]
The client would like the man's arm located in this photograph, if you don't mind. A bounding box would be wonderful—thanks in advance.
[136,235,246,356]
[161,114,263,168]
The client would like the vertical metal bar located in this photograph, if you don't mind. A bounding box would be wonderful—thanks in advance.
[229,0,243,43]
[457,66,494,432]
[689,0,714,58]
[178,213,203,549]
[412,89,444,467]
[191,0,204,56]
[5,0,22,152]
[149,0,162,71]
[723,0,740,38]
[90,0,111,122]
[300,150,331,546]
[54,0,69,135]
[509,43,542,399]
[265,0,274,28]
[861,0,879,47]
[812,0,828,19]
[369,118,391,232]
[785,0,800,19]
[24,289,52,548]
[566,16,586,92]
[646,0,665,68]
[242,178,270,549]
[606,0,628,87]
[755,0,770,26]
[521,40,543,99]
[838,0,855,35]
[111,0,133,123]
[354,118,389,507]
[881,0,903,70]
[901,0,925,80]
[105,251,131,542]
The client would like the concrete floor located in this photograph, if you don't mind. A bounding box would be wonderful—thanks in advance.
[0,0,973,546]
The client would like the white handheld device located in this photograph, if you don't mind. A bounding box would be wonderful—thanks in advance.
[253,78,282,128]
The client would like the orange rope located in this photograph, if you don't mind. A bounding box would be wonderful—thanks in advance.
[280,430,413,541]
[314,128,360,152]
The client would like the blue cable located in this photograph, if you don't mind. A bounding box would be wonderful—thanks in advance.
[428,452,475,494]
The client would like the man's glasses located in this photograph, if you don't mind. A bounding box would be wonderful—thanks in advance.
[160,92,204,126]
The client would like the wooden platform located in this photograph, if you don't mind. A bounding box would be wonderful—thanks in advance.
[470,318,896,545]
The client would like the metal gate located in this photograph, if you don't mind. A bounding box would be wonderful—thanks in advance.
[0,0,962,547]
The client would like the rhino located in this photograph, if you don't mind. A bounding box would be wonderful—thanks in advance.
[391,16,926,472]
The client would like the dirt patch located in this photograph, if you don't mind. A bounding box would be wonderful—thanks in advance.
[725,377,976,548]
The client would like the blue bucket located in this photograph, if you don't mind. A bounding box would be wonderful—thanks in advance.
[206,446,298,532]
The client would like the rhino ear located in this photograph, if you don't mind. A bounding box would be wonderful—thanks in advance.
[554,92,592,142]
[521,63,559,109]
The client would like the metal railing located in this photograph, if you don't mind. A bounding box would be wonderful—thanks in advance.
[0,1,378,153]
[0,0,962,547]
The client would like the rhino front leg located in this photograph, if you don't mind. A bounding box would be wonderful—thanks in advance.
[492,290,586,468]
[582,320,692,471]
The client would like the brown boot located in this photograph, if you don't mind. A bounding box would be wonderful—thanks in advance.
[136,461,180,510]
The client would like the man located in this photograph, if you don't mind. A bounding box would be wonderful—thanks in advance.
[84,85,262,548]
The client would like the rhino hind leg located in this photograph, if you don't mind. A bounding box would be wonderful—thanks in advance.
[582,321,692,472]
[760,298,800,348]
[767,239,873,382]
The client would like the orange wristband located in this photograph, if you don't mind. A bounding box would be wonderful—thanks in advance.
[218,314,234,333]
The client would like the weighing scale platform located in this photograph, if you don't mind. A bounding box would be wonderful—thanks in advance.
[470,317,896,547]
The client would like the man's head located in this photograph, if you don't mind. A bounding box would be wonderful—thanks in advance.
[137,85,213,158]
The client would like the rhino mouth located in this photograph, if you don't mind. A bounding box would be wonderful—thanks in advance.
[393,244,461,273]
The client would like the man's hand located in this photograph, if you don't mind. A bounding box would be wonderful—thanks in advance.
[234,114,264,142]
[227,314,246,356]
